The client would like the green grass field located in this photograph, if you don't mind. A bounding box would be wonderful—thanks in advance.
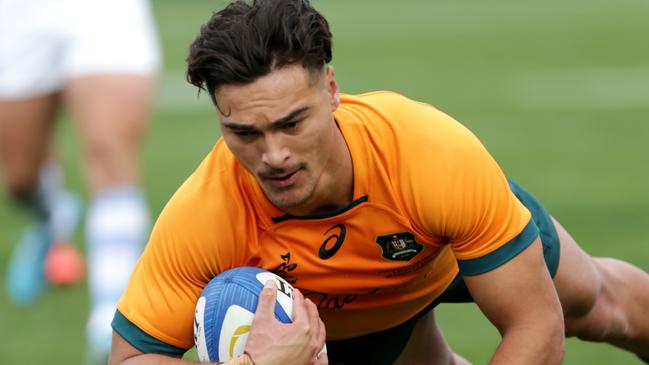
[1,0,648,363]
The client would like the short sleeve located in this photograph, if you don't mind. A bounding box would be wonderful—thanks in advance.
[113,152,237,352]
[436,137,533,260]
[394,100,537,275]
[113,188,220,352]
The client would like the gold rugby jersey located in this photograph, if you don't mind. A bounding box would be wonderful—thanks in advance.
[114,91,538,355]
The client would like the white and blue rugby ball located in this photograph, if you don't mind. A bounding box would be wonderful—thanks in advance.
[193,267,295,363]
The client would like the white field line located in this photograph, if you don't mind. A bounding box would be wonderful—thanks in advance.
[158,68,649,112]
[155,71,214,112]
[507,68,649,109]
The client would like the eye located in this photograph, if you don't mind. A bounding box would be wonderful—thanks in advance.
[281,120,302,130]
[233,130,260,139]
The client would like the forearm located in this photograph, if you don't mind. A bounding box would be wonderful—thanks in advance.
[489,325,565,365]
[116,354,199,364]
[117,353,252,365]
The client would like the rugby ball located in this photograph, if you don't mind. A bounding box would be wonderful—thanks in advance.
[193,267,295,363]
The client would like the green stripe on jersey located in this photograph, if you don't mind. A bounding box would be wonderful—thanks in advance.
[457,219,540,276]
[111,310,187,357]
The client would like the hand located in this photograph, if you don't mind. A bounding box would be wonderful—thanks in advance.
[244,280,327,365]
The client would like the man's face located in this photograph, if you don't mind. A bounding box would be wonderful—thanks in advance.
[215,65,341,211]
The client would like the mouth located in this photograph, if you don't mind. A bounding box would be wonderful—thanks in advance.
[262,168,301,189]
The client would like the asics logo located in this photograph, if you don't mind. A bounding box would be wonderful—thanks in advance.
[319,224,346,259]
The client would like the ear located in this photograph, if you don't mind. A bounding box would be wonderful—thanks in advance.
[325,65,340,109]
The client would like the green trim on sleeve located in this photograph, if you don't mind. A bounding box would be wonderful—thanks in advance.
[111,310,187,357]
[457,219,540,276]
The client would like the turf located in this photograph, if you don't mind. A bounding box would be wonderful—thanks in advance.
[1,0,648,363]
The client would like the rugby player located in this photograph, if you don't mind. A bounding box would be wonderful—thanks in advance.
[109,0,649,364]
[0,0,160,361]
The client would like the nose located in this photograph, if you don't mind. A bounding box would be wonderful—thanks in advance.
[261,133,290,168]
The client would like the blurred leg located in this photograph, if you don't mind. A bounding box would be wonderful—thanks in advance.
[0,96,58,200]
[552,217,649,358]
[0,95,59,304]
[64,75,154,193]
[64,74,154,357]
[395,310,471,365]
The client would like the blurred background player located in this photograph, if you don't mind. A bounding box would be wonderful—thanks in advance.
[0,0,160,361]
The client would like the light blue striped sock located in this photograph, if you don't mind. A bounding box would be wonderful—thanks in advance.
[85,185,150,353]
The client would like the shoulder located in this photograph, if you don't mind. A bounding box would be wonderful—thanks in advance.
[161,141,235,231]
[149,140,256,272]
[338,91,507,233]
[338,91,476,148]
[338,90,489,181]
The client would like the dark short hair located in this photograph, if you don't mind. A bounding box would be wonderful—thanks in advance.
[186,0,333,103]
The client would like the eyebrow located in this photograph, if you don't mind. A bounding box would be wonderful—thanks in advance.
[222,106,310,132]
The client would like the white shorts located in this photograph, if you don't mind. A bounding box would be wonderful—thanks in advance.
[0,0,161,100]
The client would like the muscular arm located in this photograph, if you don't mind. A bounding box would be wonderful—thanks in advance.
[109,334,202,365]
[109,281,327,365]
[464,238,565,365]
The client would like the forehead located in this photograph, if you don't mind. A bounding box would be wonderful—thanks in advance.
[215,65,323,124]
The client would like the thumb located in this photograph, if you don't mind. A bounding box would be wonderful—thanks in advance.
[253,279,278,322]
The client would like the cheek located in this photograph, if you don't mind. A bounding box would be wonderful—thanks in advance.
[300,121,335,165]
[223,137,260,171]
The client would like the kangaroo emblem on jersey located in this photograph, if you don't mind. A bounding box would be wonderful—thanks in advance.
[375,232,423,261]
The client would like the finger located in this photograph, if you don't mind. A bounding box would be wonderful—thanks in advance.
[305,298,324,343]
[253,280,277,322]
[316,318,326,348]
[315,351,329,365]
[291,288,308,323]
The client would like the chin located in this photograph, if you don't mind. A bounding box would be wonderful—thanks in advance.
[261,175,318,211]
[264,186,314,211]
[268,194,308,210]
